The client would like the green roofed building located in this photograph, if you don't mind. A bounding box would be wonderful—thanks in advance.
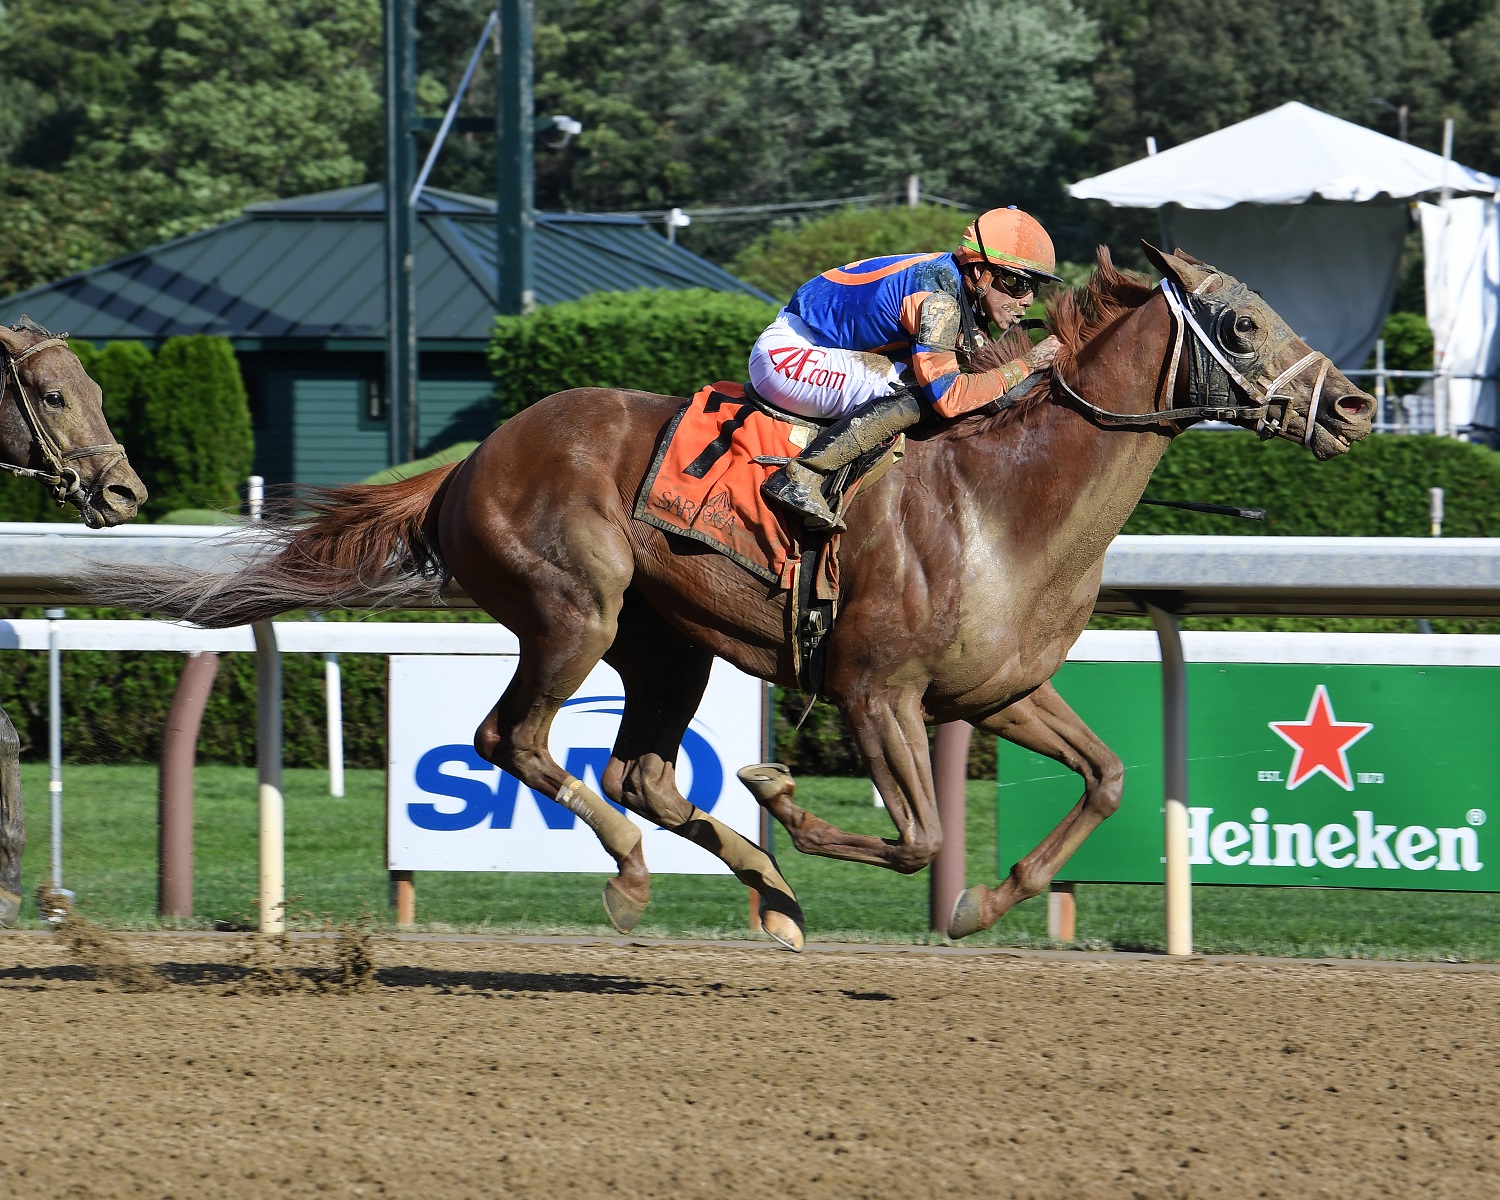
[0,184,770,487]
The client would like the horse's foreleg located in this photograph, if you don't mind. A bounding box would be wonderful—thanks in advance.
[603,605,804,949]
[740,688,942,874]
[946,681,1123,939]
[0,706,23,926]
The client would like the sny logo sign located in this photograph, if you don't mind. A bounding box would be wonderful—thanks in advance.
[406,695,724,831]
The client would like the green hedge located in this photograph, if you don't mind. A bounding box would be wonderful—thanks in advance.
[1121,428,1500,537]
[490,288,777,420]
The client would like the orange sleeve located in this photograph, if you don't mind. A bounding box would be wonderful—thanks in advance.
[928,359,1032,418]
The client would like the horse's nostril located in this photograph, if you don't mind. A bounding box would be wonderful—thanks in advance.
[1337,395,1373,419]
[104,483,140,509]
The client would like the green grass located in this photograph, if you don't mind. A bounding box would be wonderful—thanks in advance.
[13,766,1500,960]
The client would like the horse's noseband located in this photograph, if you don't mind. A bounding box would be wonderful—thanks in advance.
[1056,276,1334,447]
[0,336,127,508]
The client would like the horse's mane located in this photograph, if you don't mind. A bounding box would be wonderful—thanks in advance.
[1047,246,1155,373]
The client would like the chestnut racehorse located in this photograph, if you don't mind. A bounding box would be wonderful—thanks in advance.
[107,247,1373,948]
[0,319,146,926]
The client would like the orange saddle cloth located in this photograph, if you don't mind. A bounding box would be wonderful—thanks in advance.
[635,382,808,586]
[635,380,912,589]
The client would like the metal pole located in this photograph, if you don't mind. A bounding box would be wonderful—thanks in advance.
[412,9,499,207]
[496,0,535,315]
[247,474,264,522]
[905,174,919,208]
[1374,338,1387,428]
[45,607,64,891]
[1145,603,1192,955]
[158,650,218,918]
[326,651,344,798]
[384,0,418,464]
[928,722,971,933]
[1435,118,1456,439]
[253,620,284,934]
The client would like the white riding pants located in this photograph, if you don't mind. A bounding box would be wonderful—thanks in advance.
[748,309,903,420]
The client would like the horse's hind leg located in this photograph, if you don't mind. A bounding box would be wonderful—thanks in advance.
[0,706,22,926]
[602,601,805,950]
[946,681,1123,939]
[469,597,652,934]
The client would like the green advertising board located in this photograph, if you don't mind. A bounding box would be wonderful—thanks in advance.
[998,661,1497,891]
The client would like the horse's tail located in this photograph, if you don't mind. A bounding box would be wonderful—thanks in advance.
[90,461,462,628]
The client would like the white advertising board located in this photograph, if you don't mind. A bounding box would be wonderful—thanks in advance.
[388,655,764,873]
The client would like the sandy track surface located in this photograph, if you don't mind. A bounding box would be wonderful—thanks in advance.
[3,931,1498,1199]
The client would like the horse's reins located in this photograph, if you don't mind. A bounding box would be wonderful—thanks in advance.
[1052,276,1333,448]
[0,336,127,508]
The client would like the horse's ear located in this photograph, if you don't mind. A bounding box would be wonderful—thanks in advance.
[1140,241,1215,291]
[0,325,26,358]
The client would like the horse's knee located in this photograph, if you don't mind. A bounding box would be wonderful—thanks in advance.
[891,830,942,874]
[1088,752,1124,819]
[474,721,543,779]
[621,758,691,827]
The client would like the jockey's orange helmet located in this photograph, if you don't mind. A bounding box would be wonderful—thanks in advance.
[956,207,1062,285]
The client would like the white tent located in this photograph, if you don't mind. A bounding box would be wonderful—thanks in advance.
[1069,102,1500,376]
[1421,198,1500,437]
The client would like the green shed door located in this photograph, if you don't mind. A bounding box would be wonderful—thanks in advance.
[417,373,496,457]
[262,370,388,487]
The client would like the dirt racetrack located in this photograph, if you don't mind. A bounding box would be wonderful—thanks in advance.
[3,931,1498,1199]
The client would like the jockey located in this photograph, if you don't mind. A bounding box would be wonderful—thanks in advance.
[752,206,1064,531]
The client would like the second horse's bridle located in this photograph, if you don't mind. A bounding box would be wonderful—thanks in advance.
[1052,276,1333,447]
[0,336,127,509]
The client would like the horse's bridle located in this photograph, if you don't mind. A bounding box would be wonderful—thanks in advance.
[1053,276,1332,447]
[0,336,127,509]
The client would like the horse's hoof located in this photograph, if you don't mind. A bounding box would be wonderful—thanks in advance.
[760,906,805,952]
[946,885,990,940]
[602,879,647,934]
[737,762,793,802]
[0,887,19,929]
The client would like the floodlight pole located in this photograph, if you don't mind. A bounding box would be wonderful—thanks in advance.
[497,0,535,315]
[384,0,419,466]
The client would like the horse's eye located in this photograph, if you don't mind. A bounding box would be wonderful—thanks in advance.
[43,391,64,408]
[1220,311,1256,354]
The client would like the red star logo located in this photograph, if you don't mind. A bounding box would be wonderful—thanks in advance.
[1268,684,1372,792]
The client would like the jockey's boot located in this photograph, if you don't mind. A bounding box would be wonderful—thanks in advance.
[762,388,924,532]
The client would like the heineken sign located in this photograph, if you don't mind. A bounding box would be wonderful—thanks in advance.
[996,636,1499,891]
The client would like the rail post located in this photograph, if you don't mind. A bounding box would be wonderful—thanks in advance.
[1145,602,1192,956]
[929,722,971,933]
[158,649,219,918]
[45,608,64,894]
[253,621,284,933]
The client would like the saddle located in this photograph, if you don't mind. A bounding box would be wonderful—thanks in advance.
[634,381,904,695]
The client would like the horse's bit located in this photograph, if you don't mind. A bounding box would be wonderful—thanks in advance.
[1053,276,1332,447]
[0,336,126,507]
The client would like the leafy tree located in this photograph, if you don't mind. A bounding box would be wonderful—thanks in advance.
[415,0,1099,249]
[69,338,155,455]
[138,336,254,519]
[0,0,383,293]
